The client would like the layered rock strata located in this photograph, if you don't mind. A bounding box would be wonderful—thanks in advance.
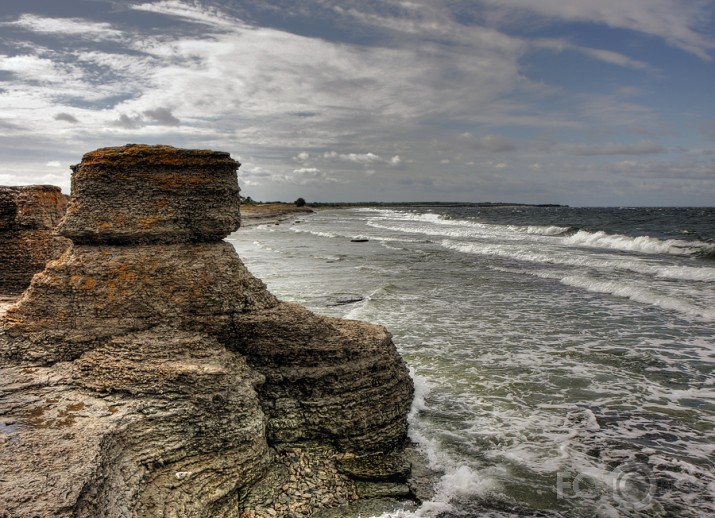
[0,185,70,294]
[0,144,414,517]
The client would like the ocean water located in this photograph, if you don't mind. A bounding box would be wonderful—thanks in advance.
[229,206,715,517]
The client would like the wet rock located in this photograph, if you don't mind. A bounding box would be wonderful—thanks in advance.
[324,293,364,306]
[336,451,412,482]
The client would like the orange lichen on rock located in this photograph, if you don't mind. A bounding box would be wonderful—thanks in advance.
[77,144,238,168]
[58,144,242,244]
[137,215,162,230]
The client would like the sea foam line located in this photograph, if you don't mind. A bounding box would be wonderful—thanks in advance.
[563,230,703,256]
[441,240,715,283]
[370,209,710,258]
[559,275,715,322]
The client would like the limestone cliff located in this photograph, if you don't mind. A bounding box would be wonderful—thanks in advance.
[0,145,414,517]
[0,185,70,294]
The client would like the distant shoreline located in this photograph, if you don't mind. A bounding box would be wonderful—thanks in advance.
[306,201,567,208]
[239,201,567,226]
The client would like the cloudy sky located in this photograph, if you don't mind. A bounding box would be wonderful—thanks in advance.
[1,0,714,205]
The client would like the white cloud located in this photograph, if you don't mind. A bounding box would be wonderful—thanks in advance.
[480,0,714,60]
[285,167,342,185]
[339,153,382,164]
[322,151,405,166]
[0,54,70,83]
[293,167,322,175]
[130,0,242,29]
[3,13,124,40]
[533,39,652,71]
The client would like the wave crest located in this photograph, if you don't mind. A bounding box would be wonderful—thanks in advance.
[563,230,705,256]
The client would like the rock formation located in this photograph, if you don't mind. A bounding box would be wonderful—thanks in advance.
[0,185,70,294]
[0,144,414,517]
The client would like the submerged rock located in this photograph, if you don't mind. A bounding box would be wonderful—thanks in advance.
[0,144,414,517]
[324,293,365,306]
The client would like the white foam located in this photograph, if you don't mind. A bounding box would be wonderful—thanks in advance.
[560,275,715,321]
[438,465,497,499]
[370,209,711,259]
[563,229,703,256]
[522,225,571,236]
[289,227,339,239]
[408,368,431,420]
[441,239,715,282]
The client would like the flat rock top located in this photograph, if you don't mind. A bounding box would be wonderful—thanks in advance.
[76,144,237,168]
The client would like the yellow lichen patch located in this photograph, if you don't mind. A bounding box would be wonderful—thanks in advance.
[82,277,96,290]
[154,199,168,209]
[97,221,112,231]
[113,213,127,225]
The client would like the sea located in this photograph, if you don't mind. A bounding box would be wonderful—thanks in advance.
[229,206,715,518]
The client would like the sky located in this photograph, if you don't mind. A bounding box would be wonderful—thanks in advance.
[1,0,714,206]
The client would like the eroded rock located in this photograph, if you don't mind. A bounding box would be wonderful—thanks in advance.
[0,185,70,294]
[58,144,241,244]
[0,144,415,517]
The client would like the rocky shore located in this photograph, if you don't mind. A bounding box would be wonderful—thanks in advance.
[240,203,315,227]
[0,145,416,517]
